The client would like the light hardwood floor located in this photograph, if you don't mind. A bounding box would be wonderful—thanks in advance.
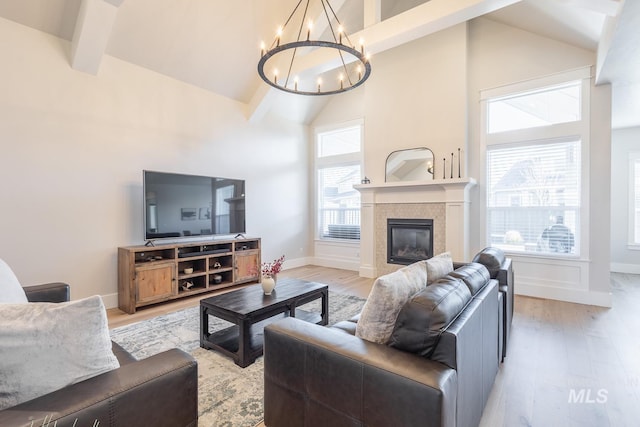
[107,268,640,426]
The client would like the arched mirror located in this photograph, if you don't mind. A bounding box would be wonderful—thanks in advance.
[385,147,435,182]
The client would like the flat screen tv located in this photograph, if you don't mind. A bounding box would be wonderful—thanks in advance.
[144,170,246,241]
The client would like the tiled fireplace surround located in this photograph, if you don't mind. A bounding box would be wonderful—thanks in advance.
[355,178,476,278]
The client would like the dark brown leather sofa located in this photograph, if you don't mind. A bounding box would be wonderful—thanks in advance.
[264,261,503,427]
[0,283,198,427]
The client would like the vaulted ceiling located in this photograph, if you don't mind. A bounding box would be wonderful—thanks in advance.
[0,0,637,127]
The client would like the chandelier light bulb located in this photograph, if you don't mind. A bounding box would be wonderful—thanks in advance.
[338,25,344,44]
[276,26,283,46]
[274,69,279,84]
[317,77,322,93]
[359,38,365,54]
[260,41,265,57]
[307,20,313,40]
[294,76,299,91]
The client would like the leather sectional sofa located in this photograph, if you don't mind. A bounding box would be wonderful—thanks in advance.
[0,283,198,427]
[264,249,513,427]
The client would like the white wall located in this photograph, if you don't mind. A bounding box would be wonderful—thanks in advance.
[0,18,310,307]
[310,24,468,270]
[611,126,640,273]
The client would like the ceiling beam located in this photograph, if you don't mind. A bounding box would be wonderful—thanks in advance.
[70,0,123,75]
[247,0,522,122]
[364,0,382,27]
[561,0,622,17]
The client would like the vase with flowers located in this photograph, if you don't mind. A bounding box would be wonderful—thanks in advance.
[261,255,284,295]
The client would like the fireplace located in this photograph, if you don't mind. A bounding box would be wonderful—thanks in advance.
[387,218,434,265]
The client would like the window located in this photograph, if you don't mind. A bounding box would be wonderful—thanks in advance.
[481,69,589,258]
[316,123,362,240]
[487,140,580,255]
[630,152,640,246]
[487,81,581,134]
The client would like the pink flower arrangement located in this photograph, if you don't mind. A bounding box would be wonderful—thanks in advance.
[262,255,285,277]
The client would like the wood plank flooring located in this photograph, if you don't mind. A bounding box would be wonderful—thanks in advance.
[107,268,640,426]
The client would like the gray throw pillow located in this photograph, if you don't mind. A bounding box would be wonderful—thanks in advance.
[355,261,427,344]
[426,252,454,285]
[0,258,28,303]
[0,295,120,410]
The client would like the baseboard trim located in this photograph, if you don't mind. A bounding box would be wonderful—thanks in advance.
[283,257,313,270]
[102,292,119,310]
[311,256,360,272]
[516,284,612,308]
[610,262,640,274]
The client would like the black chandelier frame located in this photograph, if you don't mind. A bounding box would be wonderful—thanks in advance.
[257,0,372,96]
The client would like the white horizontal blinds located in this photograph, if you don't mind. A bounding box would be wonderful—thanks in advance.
[486,140,580,255]
[635,159,640,243]
[318,164,361,240]
[487,81,581,134]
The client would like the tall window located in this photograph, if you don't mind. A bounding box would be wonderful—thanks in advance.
[482,70,589,257]
[316,123,362,240]
[630,152,640,246]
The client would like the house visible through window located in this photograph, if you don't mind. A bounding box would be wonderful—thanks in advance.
[316,124,362,240]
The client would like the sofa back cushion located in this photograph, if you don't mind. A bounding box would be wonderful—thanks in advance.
[0,295,120,410]
[355,261,427,344]
[0,258,28,303]
[472,247,505,279]
[449,263,490,296]
[388,276,472,358]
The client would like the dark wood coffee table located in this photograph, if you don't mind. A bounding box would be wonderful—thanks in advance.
[200,278,328,367]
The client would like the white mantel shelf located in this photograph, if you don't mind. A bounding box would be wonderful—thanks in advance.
[354,177,476,191]
[355,178,476,205]
[355,177,476,278]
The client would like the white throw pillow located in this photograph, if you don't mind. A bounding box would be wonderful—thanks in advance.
[355,261,427,344]
[0,295,120,410]
[0,258,28,303]
[426,252,454,285]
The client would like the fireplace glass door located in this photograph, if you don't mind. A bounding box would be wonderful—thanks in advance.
[387,218,434,265]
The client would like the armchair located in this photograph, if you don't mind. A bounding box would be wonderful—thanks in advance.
[1,281,198,427]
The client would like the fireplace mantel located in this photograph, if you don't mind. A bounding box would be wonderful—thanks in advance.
[354,178,476,204]
[355,178,476,278]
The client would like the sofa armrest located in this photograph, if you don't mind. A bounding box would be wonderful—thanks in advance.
[23,282,70,303]
[264,317,457,427]
[0,349,198,427]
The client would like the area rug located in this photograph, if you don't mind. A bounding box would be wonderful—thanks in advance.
[110,291,366,427]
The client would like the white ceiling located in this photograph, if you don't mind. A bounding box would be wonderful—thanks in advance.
[0,0,637,127]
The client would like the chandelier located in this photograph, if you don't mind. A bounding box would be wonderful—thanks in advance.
[257,0,372,96]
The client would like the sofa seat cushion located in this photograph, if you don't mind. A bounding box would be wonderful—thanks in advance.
[0,258,27,303]
[355,261,427,344]
[426,252,454,285]
[0,295,120,410]
[472,247,506,279]
[389,276,472,357]
[449,263,491,296]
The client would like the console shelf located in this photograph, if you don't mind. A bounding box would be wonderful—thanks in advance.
[118,237,261,314]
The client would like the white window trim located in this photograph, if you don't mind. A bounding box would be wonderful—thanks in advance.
[628,151,640,250]
[479,67,592,261]
[314,119,364,243]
